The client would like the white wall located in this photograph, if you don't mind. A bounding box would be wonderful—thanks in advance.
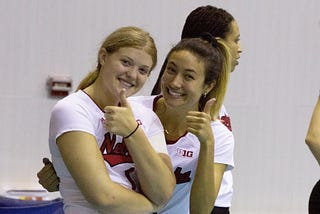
[0,0,319,213]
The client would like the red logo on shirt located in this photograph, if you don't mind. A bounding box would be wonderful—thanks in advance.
[220,115,232,131]
[174,167,191,184]
[100,132,133,166]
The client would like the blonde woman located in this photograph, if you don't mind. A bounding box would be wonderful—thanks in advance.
[46,26,175,214]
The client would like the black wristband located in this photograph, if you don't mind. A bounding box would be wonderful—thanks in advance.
[124,122,140,139]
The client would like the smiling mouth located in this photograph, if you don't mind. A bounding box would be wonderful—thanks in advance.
[119,78,134,89]
[167,88,184,97]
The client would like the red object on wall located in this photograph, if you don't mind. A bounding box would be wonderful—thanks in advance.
[47,75,72,97]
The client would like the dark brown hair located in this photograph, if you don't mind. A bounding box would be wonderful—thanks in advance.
[151,5,234,95]
[161,37,231,118]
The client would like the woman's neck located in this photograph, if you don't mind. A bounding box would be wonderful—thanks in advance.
[155,98,188,140]
[84,83,118,110]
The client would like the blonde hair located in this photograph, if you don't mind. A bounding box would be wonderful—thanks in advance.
[208,40,231,119]
[77,26,157,91]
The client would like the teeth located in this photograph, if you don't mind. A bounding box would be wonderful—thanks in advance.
[168,89,182,96]
[119,79,133,89]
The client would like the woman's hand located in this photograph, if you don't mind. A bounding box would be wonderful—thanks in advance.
[37,158,60,192]
[186,98,216,143]
[104,89,138,137]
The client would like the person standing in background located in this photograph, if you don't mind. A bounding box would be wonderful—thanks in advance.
[151,5,242,214]
[305,91,320,214]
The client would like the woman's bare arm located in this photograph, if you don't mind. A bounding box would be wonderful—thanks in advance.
[57,131,158,214]
[306,95,320,165]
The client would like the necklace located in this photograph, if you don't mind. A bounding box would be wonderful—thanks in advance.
[164,128,179,140]
[164,127,187,139]
[156,98,186,138]
[164,128,177,137]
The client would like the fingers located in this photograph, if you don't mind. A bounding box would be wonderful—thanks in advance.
[186,98,215,127]
[37,163,60,192]
[39,177,59,192]
[119,89,129,107]
[42,157,51,165]
[186,111,211,123]
[186,115,209,130]
[186,99,215,142]
[104,107,114,119]
[186,111,212,135]
[38,174,59,192]
[103,89,130,119]
[203,98,216,115]
[37,163,56,182]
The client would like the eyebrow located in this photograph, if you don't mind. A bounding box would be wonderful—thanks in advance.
[140,64,151,70]
[122,55,151,70]
[168,61,197,74]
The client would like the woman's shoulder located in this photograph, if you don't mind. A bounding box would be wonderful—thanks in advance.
[211,120,234,142]
[128,95,157,107]
[52,90,99,117]
[130,100,158,122]
[54,90,86,106]
[129,97,164,137]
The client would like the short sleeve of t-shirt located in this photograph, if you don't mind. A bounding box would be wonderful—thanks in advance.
[212,120,235,170]
[49,93,99,141]
[130,101,168,155]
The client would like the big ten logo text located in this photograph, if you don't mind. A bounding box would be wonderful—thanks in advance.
[176,147,193,158]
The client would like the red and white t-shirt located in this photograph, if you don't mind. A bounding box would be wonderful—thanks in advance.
[129,96,234,214]
[49,91,168,213]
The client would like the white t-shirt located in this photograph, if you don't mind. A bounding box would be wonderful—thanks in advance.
[129,96,234,214]
[49,90,168,213]
[215,105,235,208]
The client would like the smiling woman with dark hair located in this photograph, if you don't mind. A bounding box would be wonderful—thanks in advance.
[151,5,242,214]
